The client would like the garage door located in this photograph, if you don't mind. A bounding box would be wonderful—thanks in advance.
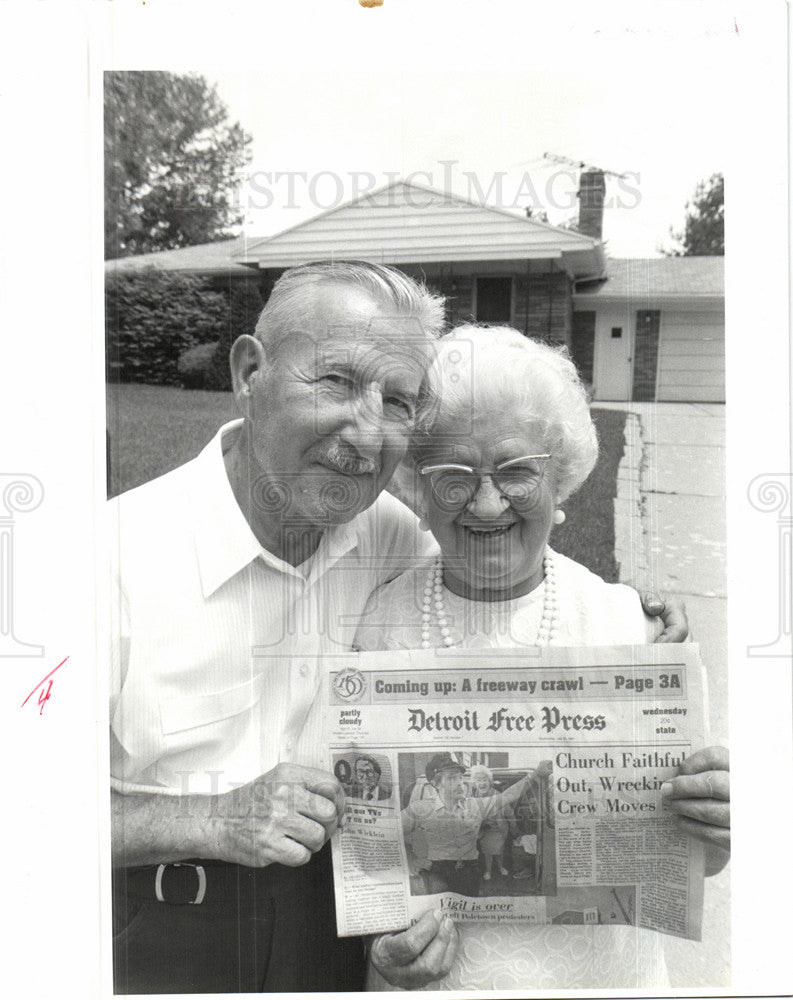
[656,309,725,402]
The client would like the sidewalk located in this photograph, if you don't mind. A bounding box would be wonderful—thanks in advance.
[599,401,727,741]
[596,400,728,988]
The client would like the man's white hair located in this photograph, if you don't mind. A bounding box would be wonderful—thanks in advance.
[253,260,446,358]
[414,324,599,503]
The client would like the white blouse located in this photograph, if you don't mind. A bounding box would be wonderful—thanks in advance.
[354,549,661,652]
[356,551,669,991]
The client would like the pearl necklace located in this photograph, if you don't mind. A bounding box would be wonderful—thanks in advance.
[420,548,560,649]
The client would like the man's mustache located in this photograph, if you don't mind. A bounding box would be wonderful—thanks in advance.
[316,440,380,477]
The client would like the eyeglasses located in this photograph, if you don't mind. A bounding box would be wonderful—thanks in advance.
[419,454,552,510]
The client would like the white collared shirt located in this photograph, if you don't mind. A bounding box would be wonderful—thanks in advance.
[109,420,435,795]
[402,786,500,861]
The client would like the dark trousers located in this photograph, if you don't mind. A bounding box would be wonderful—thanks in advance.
[112,844,365,994]
[421,859,481,898]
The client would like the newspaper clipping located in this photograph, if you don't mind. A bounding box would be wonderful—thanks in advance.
[328,644,705,941]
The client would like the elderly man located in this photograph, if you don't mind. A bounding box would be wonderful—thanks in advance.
[110,261,445,993]
[110,260,686,993]
[401,753,530,898]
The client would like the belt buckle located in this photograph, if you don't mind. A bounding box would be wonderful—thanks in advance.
[155,862,207,905]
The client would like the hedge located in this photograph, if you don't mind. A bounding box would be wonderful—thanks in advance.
[106,268,240,386]
[205,281,264,390]
[177,341,219,389]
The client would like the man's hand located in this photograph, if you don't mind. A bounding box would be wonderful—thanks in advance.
[641,593,689,643]
[370,910,458,988]
[209,763,345,868]
[662,747,730,875]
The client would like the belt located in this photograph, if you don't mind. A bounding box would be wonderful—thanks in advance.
[118,860,256,907]
[117,849,330,908]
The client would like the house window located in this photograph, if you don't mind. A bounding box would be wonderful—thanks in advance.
[611,327,622,338]
[475,276,513,323]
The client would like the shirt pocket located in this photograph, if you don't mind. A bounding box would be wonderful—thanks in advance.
[159,674,264,735]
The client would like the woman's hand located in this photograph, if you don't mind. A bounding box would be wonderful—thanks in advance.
[662,747,730,875]
[369,909,459,988]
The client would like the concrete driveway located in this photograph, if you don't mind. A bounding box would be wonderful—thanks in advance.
[598,401,727,736]
[596,401,729,988]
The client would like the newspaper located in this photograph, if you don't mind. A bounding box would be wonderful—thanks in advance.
[327,643,705,941]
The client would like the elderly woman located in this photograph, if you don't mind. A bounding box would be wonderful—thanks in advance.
[468,765,511,881]
[355,326,730,991]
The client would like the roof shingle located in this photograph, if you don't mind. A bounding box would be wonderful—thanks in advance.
[105,236,256,276]
[576,256,724,298]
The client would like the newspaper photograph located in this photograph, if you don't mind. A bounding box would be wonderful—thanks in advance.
[328,644,705,942]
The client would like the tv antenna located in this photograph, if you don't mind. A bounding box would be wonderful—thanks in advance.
[542,152,630,181]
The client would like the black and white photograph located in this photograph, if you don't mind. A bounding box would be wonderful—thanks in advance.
[546,885,636,927]
[104,45,734,991]
[397,752,557,899]
[1,2,791,998]
[334,750,394,804]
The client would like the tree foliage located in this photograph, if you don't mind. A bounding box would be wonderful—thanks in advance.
[666,173,724,256]
[106,268,230,385]
[105,72,251,258]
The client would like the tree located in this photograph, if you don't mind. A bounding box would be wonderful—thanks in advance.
[665,173,724,256]
[105,72,252,258]
[105,268,230,384]
[525,206,550,224]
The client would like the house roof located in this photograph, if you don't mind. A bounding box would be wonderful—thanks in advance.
[237,179,605,278]
[574,256,724,301]
[105,236,257,277]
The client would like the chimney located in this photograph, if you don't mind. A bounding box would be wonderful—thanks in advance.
[577,168,606,241]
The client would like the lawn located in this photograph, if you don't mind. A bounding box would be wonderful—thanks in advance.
[107,384,625,581]
[551,408,625,582]
[107,384,238,498]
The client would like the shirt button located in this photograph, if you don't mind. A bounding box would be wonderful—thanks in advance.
[284,737,294,750]
[299,663,310,677]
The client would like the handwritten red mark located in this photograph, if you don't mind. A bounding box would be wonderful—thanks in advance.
[22,657,68,715]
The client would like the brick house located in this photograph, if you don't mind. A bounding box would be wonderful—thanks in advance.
[107,175,725,402]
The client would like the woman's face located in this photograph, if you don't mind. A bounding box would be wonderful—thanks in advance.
[418,408,556,599]
[472,773,491,794]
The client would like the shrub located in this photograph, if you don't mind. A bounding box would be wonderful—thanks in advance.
[106,267,230,386]
[177,341,219,389]
[205,281,264,390]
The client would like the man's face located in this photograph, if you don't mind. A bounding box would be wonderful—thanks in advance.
[436,768,465,803]
[246,283,431,530]
[355,760,378,791]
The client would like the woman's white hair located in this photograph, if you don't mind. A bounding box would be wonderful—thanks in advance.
[414,324,598,503]
[254,260,446,358]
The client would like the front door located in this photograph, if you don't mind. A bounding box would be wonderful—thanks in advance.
[596,319,633,400]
